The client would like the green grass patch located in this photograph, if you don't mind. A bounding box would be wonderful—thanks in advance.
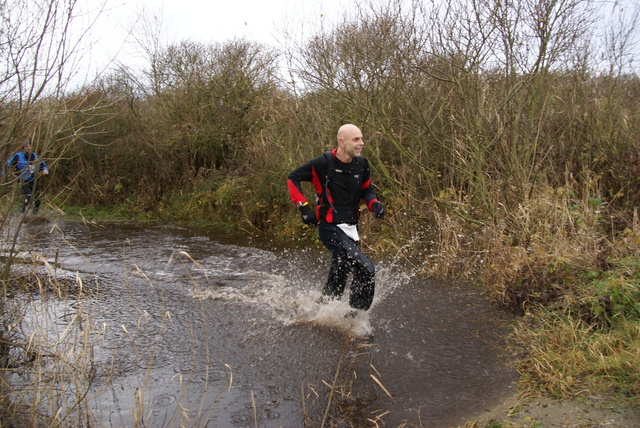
[514,254,640,400]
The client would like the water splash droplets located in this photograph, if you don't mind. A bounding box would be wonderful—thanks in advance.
[289,296,373,338]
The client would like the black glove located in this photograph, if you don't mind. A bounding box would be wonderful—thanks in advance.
[372,201,385,219]
[299,203,318,226]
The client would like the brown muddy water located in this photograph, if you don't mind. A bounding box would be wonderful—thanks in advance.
[7,218,518,427]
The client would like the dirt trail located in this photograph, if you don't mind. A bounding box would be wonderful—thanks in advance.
[463,394,640,427]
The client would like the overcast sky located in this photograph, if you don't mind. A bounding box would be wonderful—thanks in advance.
[75,0,640,85]
[79,0,351,80]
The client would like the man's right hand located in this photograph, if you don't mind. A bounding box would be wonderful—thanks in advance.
[299,203,318,226]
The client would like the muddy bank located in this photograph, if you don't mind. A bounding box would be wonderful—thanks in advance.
[463,393,640,427]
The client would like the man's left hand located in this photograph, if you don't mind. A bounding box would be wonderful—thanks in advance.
[372,201,385,219]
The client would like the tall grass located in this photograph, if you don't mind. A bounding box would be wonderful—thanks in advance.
[426,175,640,400]
[0,242,101,426]
[512,246,640,399]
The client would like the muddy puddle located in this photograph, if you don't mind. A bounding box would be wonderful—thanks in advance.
[6,218,517,427]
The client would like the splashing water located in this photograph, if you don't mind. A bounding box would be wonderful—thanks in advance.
[191,255,413,339]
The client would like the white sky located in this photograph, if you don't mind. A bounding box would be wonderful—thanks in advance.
[74,0,640,86]
[79,0,352,81]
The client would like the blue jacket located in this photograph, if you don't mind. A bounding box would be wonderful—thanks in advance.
[5,151,48,182]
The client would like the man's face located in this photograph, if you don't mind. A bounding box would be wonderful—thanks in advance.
[341,127,364,159]
[23,144,32,155]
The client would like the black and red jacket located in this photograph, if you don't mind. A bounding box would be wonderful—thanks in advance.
[287,148,380,225]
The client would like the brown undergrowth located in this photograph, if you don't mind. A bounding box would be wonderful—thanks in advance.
[421,181,640,414]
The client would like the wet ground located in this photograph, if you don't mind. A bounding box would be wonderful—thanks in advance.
[471,393,640,427]
[7,218,518,427]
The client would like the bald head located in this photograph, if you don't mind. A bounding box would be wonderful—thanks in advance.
[336,124,364,163]
[337,124,360,142]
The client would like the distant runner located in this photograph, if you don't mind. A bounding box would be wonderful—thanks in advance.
[5,141,49,214]
[287,124,385,315]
